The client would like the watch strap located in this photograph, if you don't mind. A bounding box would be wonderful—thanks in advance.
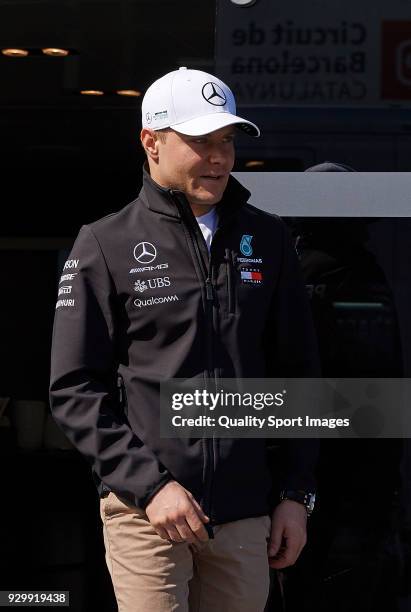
[280,489,315,516]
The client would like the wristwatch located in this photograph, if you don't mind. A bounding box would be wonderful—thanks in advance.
[279,490,316,517]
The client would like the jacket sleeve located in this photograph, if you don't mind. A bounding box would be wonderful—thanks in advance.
[264,218,321,493]
[49,225,172,508]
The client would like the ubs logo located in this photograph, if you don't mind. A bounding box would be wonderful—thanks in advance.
[134,277,171,291]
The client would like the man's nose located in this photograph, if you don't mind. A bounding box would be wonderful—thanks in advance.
[208,145,226,164]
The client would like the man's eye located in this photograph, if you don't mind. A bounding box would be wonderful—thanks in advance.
[191,138,207,144]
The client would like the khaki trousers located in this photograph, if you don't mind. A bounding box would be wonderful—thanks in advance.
[100,492,271,612]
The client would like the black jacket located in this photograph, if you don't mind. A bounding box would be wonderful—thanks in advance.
[49,168,320,525]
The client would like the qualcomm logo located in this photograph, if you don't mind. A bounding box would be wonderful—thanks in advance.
[240,234,253,257]
[133,242,157,264]
[134,294,179,308]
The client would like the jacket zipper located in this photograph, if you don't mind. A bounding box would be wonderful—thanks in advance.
[117,373,128,417]
[188,221,214,378]
[225,248,235,315]
[169,191,216,521]
[204,265,216,522]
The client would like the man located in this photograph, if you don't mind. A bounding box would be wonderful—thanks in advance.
[50,67,319,611]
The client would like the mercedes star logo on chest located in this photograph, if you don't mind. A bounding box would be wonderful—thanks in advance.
[133,242,157,264]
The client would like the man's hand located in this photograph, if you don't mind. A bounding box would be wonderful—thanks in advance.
[145,480,210,546]
[267,500,307,569]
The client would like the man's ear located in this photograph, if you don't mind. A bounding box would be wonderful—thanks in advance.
[141,128,160,161]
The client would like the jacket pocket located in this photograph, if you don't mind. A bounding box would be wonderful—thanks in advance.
[101,492,144,519]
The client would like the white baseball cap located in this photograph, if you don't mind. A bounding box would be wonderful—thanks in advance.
[141,67,260,137]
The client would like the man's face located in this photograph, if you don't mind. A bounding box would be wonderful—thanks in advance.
[149,125,236,211]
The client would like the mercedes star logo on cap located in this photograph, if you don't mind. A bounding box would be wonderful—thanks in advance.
[202,82,227,106]
[230,0,257,6]
[133,242,157,264]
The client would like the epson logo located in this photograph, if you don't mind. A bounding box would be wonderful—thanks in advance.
[129,263,169,274]
[63,259,79,270]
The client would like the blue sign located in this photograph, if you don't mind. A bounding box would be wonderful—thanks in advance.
[240,234,253,256]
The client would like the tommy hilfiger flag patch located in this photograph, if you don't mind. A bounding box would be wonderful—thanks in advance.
[240,269,263,284]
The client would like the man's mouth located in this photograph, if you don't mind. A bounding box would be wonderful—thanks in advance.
[200,175,223,181]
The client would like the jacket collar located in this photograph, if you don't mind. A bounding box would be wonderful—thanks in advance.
[140,163,251,224]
